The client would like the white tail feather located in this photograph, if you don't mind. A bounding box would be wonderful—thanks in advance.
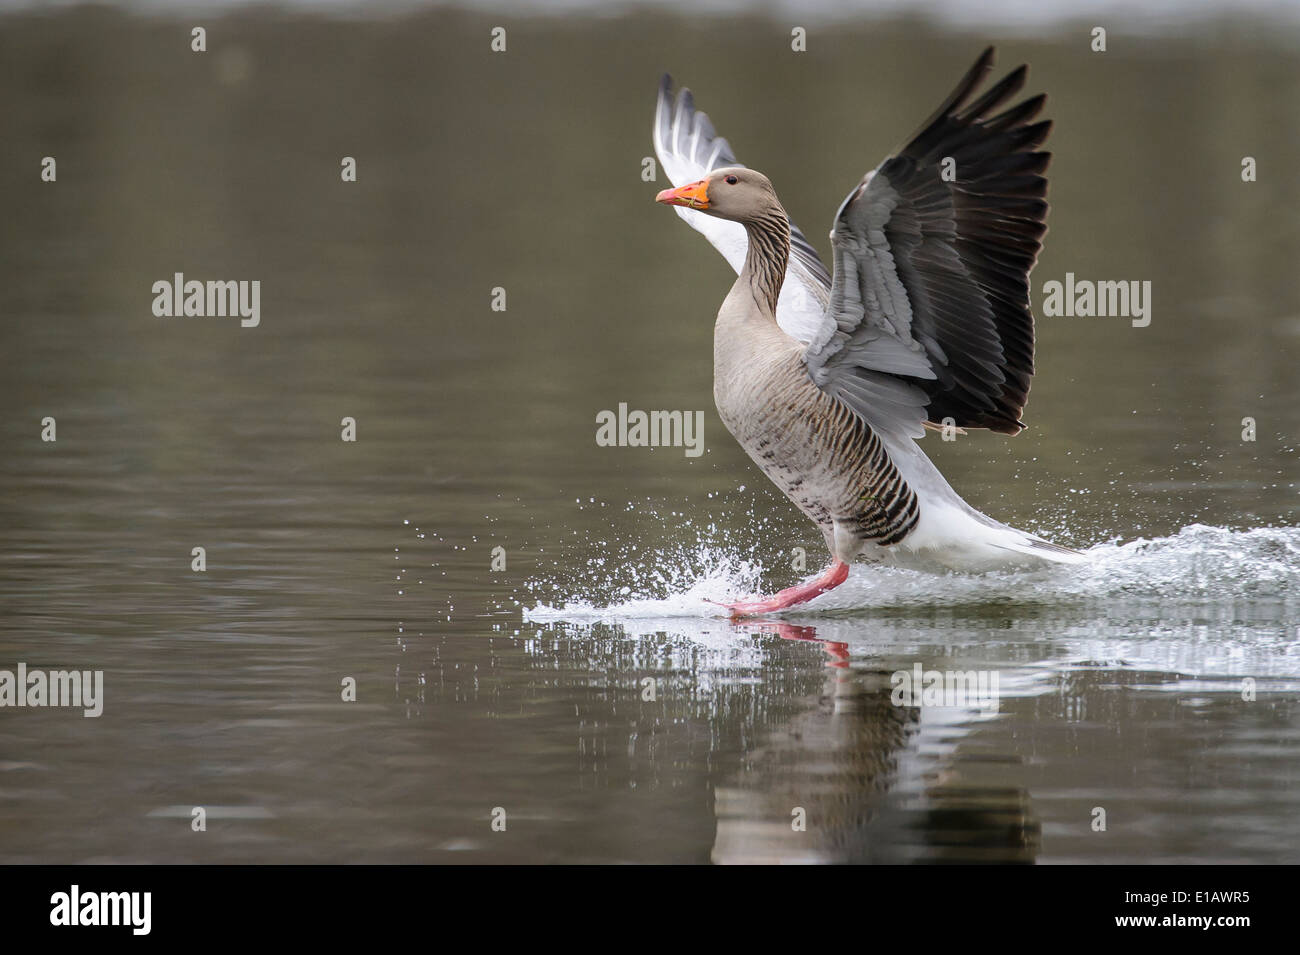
[877,433,1084,571]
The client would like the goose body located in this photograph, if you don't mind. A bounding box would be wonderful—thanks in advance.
[653,50,1083,615]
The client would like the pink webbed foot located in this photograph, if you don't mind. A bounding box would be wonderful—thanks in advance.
[710,560,850,618]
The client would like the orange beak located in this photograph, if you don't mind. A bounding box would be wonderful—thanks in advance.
[655,178,709,210]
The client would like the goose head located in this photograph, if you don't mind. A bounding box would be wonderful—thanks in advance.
[655,166,782,223]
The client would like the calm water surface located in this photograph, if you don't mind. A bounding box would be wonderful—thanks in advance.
[2,9,1299,863]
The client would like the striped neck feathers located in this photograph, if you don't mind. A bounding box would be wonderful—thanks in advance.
[740,208,791,316]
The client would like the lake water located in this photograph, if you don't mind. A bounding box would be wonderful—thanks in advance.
[1,7,1299,863]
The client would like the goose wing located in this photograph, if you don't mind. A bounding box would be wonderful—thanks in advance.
[804,48,1051,439]
[653,74,831,344]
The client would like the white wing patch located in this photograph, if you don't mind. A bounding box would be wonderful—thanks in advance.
[652,75,830,345]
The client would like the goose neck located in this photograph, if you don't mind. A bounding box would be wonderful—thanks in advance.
[740,210,790,316]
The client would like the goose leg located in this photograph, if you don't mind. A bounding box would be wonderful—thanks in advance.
[714,560,849,618]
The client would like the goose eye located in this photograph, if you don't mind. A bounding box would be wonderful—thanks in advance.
[725,175,738,185]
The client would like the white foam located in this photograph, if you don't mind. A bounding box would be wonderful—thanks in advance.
[525,523,1300,622]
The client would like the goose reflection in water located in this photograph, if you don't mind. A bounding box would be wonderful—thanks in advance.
[711,622,1039,864]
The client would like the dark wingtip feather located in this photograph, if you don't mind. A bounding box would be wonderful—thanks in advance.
[987,92,1046,131]
[939,46,997,116]
[958,64,1027,121]
[894,47,1000,159]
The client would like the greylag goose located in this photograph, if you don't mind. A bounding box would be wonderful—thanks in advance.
[652,48,1083,617]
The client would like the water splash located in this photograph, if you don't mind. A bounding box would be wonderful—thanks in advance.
[525,523,1300,621]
